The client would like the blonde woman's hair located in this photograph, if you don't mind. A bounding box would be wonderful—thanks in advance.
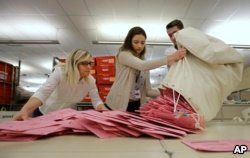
[63,49,92,85]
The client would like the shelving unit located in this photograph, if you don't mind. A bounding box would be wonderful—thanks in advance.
[214,103,250,120]
[0,60,20,110]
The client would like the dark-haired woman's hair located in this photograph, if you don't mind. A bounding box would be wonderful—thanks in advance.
[120,26,147,59]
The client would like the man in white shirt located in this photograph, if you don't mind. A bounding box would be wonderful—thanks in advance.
[165,19,185,69]
[166,19,184,49]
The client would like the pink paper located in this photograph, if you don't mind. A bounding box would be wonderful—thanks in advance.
[22,126,66,135]
[127,119,184,138]
[38,108,78,121]
[0,135,40,141]
[182,139,250,152]
[129,126,165,139]
[58,119,87,130]
[141,128,182,138]
[129,118,187,136]
[99,124,119,132]
[143,115,197,134]
[80,118,117,138]
[0,120,59,131]
[79,114,116,126]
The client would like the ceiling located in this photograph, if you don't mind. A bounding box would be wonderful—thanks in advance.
[0,0,250,91]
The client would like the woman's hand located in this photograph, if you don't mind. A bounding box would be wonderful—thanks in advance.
[95,104,108,111]
[13,110,31,121]
[13,97,42,121]
[167,48,187,66]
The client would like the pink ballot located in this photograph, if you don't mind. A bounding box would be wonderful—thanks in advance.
[182,139,250,152]
[80,118,117,138]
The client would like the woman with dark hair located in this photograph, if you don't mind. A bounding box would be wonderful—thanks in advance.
[14,49,106,121]
[106,26,186,112]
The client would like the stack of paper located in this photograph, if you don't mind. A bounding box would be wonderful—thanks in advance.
[0,108,200,141]
[139,87,205,130]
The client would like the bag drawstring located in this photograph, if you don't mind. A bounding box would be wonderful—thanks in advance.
[172,89,181,113]
[190,113,204,130]
[172,88,204,130]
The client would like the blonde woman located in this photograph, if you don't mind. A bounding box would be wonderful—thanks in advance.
[14,49,105,121]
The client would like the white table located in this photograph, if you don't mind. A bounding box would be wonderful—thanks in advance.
[0,121,249,158]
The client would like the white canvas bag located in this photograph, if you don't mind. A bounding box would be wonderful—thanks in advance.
[161,27,244,121]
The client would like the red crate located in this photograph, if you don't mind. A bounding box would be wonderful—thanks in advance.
[95,65,115,76]
[0,61,15,83]
[0,83,12,104]
[95,56,115,66]
[98,85,112,95]
[99,92,107,102]
[96,74,115,85]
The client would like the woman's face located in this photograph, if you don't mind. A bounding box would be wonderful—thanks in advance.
[132,34,146,55]
[77,57,94,78]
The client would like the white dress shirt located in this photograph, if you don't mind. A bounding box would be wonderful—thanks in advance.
[32,66,103,114]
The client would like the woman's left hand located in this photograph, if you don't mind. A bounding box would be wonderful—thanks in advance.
[167,48,187,66]
[95,104,108,111]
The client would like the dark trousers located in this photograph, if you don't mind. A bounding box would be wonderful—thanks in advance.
[126,100,141,113]
[32,108,43,117]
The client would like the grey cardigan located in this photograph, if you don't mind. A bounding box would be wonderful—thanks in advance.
[106,50,169,110]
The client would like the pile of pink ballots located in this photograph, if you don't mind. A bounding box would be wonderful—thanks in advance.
[139,87,205,130]
[0,87,204,141]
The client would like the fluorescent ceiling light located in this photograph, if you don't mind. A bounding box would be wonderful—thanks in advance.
[92,40,173,46]
[23,78,47,84]
[99,22,167,41]
[23,86,40,93]
[0,19,57,39]
[0,40,59,44]
[39,60,55,71]
[20,64,35,73]
[208,21,250,45]
[229,45,250,49]
[99,23,133,39]
[93,40,250,49]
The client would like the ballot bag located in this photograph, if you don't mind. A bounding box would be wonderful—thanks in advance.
[161,27,244,121]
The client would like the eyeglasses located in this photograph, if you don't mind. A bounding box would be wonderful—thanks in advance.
[79,61,95,67]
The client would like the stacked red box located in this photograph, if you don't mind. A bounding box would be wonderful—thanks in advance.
[95,65,115,76]
[95,56,115,66]
[95,56,115,102]
[98,85,112,101]
[0,61,16,105]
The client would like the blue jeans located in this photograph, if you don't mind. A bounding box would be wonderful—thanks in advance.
[127,100,140,113]
[32,108,43,117]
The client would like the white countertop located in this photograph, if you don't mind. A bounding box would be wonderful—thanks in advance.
[0,120,249,158]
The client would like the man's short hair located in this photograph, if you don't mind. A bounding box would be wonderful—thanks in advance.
[166,19,184,30]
